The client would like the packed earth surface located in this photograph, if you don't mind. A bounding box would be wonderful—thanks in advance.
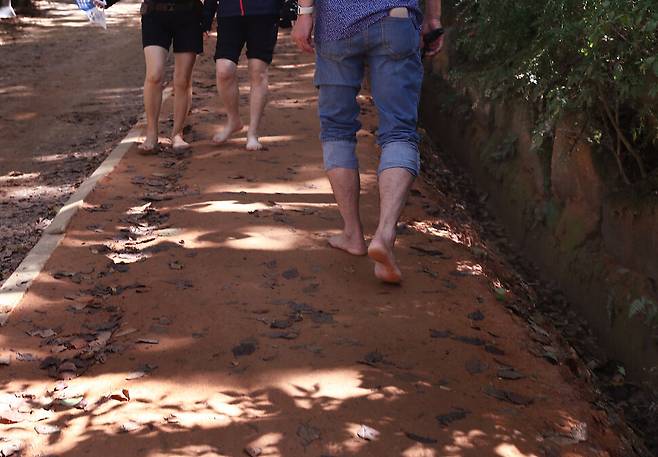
[0,2,653,457]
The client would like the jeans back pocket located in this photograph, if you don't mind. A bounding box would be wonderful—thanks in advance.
[382,17,420,60]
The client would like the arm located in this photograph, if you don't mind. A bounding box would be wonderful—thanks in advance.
[202,0,218,32]
[291,0,315,53]
[422,0,444,56]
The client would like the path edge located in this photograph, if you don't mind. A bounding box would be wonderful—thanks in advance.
[0,88,172,324]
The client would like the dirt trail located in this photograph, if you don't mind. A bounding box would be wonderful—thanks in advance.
[0,31,637,457]
[0,0,144,282]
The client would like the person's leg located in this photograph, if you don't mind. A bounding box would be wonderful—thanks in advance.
[318,85,366,255]
[212,16,246,144]
[319,85,366,255]
[326,167,367,255]
[213,58,243,143]
[142,45,168,151]
[366,16,424,283]
[244,15,279,150]
[246,58,269,150]
[171,52,196,149]
[315,34,367,255]
[368,169,414,283]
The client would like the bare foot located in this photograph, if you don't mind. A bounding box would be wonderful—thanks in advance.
[212,121,243,144]
[138,135,159,155]
[328,233,367,256]
[172,133,191,150]
[368,239,402,284]
[246,134,265,151]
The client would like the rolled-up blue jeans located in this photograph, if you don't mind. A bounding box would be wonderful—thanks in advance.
[314,14,423,176]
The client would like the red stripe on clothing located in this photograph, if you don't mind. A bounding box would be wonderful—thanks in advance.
[239,0,245,15]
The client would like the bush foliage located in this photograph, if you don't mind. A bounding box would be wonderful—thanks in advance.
[451,0,658,187]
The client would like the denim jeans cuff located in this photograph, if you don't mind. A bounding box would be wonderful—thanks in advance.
[322,140,359,171]
[378,141,420,176]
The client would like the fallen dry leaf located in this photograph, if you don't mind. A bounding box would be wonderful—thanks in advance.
[297,423,321,446]
[404,431,437,444]
[136,338,159,345]
[109,389,130,402]
[114,327,138,338]
[0,439,23,457]
[356,424,380,441]
[484,385,534,406]
[244,447,262,457]
[0,410,27,424]
[34,424,61,435]
[16,353,37,362]
[119,420,141,433]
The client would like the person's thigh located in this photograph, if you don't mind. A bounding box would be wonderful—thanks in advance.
[318,83,362,171]
[172,8,204,54]
[367,16,423,175]
[143,45,168,81]
[141,12,173,52]
[215,16,247,64]
[245,15,279,65]
[173,52,197,86]
[314,35,367,171]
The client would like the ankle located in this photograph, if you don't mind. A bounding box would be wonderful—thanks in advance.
[227,116,242,128]
[342,226,364,240]
[373,229,396,247]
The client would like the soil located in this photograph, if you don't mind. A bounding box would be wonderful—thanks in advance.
[0,5,653,457]
[0,0,144,282]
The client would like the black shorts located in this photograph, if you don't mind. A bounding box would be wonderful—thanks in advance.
[215,15,279,64]
[141,9,204,54]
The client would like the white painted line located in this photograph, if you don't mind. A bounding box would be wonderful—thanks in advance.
[0,87,173,324]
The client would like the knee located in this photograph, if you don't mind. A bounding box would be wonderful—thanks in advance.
[173,75,190,92]
[216,64,237,84]
[322,140,359,171]
[145,69,164,87]
[250,68,268,86]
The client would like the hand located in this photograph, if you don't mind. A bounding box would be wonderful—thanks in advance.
[422,18,444,57]
[93,0,106,9]
[292,14,315,53]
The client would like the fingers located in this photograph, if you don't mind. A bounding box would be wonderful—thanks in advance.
[299,38,315,54]
[423,36,444,57]
[292,33,315,53]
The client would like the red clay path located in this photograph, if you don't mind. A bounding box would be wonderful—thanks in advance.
[0,31,633,457]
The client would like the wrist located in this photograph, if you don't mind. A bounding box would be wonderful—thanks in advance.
[297,4,314,15]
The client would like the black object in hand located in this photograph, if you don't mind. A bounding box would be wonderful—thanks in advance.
[422,27,444,58]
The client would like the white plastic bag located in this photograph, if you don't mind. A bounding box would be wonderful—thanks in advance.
[0,0,16,19]
[75,0,107,29]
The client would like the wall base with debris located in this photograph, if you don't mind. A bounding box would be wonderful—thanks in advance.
[420,35,658,388]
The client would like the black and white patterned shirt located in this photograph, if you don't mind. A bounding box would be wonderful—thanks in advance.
[315,0,421,43]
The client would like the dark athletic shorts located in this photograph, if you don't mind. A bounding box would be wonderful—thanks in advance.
[215,15,279,64]
[141,9,204,54]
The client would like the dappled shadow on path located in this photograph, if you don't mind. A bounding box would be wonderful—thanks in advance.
[0,29,629,457]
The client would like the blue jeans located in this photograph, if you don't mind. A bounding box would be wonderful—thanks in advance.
[315,15,423,176]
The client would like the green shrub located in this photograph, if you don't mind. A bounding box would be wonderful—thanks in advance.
[451,0,658,187]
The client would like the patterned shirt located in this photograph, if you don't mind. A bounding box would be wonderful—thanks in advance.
[314,0,422,43]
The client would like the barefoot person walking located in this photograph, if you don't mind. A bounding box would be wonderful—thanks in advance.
[98,0,203,152]
[203,0,281,150]
[292,0,444,283]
